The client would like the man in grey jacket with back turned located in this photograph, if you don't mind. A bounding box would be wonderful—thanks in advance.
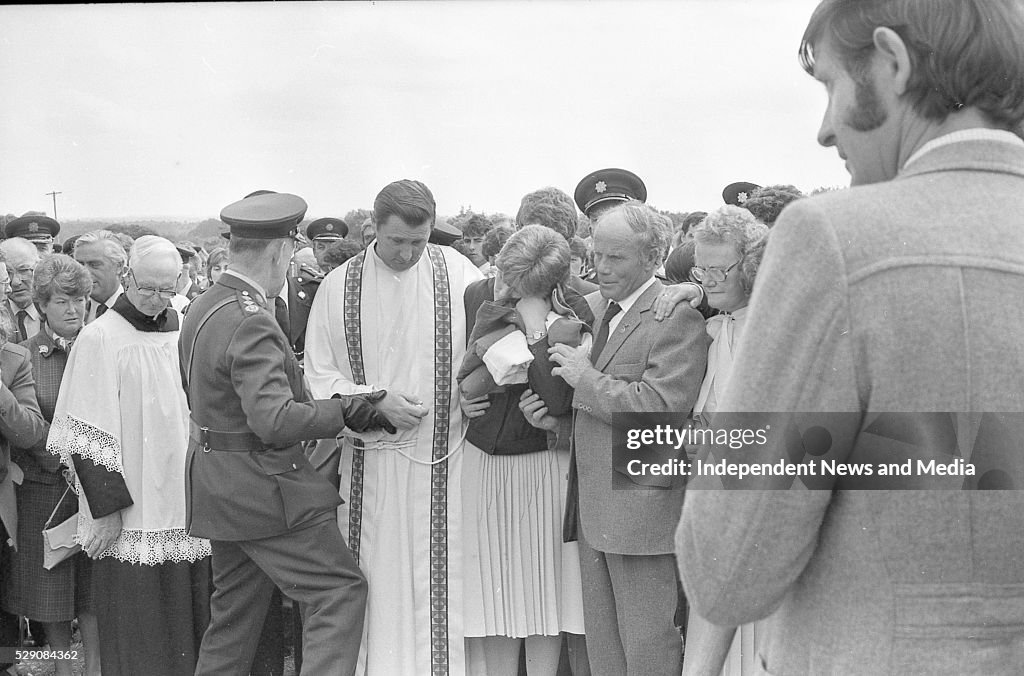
[677,1,1024,674]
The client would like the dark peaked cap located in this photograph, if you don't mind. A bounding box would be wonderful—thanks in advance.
[574,168,647,216]
[429,220,462,246]
[307,217,348,240]
[722,181,761,206]
[220,192,308,239]
[6,214,60,241]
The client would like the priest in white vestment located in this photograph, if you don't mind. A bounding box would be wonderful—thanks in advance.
[305,180,483,676]
[48,236,211,676]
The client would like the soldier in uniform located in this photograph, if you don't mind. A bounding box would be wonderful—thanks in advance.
[4,214,60,255]
[284,254,322,364]
[306,217,348,272]
[180,191,395,676]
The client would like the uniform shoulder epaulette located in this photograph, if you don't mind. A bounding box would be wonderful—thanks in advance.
[235,289,264,315]
[296,265,324,284]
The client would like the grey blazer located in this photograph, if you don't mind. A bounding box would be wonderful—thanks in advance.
[570,280,707,555]
[677,138,1024,675]
[0,342,48,550]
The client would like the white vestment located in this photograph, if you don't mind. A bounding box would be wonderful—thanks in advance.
[306,243,483,676]
[48,310,211,565]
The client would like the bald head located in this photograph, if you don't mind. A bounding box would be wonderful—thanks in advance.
[125,236,183,316]
[129,236,183,278]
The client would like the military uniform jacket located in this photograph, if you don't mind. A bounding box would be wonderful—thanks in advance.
[286,268,321,361]
[179,272,345,541]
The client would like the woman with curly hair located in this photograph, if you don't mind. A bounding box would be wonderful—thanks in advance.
[739,184,804,227]
[683,206,768,676]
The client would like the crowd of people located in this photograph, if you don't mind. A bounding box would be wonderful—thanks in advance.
[1,1,1024,675]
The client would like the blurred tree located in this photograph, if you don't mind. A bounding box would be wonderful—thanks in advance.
[343,209,373,231]
[108,223,160,239]
[184,218,225,243]
[661,210,690,232]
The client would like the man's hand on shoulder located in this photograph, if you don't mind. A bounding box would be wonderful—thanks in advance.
[653,282,704,321]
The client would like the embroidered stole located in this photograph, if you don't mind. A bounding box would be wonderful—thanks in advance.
[343,244,453,674]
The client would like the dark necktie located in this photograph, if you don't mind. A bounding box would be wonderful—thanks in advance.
[16,309,28,342]
[274,296,290,337]
[590,301,621,365]
[95,302,107,319]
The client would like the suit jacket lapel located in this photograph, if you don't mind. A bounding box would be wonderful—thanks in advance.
[595,281,662,372]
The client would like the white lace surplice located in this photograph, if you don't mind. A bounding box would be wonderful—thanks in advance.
[47,311,211,565]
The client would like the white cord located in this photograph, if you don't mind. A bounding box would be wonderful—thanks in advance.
[355,433,467,466]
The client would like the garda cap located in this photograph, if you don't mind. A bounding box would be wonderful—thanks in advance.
[574,168,647,216]
[306,217,348,241]
[722,181,761,206]
[220,192,307,239]
[5,214,60,242]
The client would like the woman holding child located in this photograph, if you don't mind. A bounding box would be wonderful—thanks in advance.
[459,225,593,676]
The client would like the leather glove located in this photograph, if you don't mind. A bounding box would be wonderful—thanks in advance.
[334,391,397,434]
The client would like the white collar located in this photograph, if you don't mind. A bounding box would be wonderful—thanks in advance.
[9,299,40,319]
[99,285,123,308]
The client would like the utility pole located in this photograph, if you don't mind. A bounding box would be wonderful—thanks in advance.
[46,190,62,220]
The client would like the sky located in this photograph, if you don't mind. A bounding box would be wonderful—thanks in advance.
[0,1,850,222]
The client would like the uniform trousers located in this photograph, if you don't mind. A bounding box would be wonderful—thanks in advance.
[577,532,682,676]
[195,514,367,676]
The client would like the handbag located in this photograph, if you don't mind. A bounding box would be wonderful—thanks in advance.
[41,483,80,570]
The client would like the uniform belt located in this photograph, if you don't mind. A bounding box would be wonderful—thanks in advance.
[190,420,267,452]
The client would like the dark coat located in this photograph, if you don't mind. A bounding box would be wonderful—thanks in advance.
[285,269,321,361]
[462,278,594,455]
[13,331,66,485]
[178,273,346,541]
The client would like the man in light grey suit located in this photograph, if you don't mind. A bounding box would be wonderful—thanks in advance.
[549,201,707,676]
[677,1,1024,674]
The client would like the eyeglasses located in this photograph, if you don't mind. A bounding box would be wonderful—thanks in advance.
[128,270,177,299]
[690,257,743,284]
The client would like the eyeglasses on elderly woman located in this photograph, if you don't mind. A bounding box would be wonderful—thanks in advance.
[690,256,743,284]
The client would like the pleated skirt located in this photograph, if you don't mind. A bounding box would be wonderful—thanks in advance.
[462,443,585,638]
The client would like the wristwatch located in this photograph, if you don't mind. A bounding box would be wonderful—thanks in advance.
[528,329,547,343]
